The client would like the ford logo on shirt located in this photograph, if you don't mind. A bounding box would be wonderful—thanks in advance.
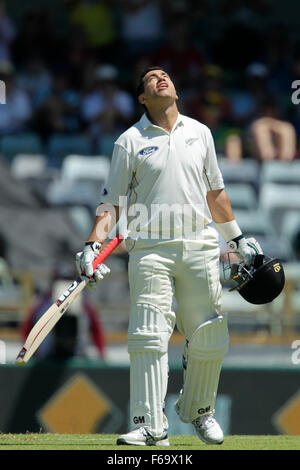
[139,146,159,156]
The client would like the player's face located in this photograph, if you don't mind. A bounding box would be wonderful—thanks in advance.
[139,69,178,107]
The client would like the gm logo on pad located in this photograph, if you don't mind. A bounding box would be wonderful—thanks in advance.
[139,146,158,157]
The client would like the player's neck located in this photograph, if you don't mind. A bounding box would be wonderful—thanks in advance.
[146,103,179,134]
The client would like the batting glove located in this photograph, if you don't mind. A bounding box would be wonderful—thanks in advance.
[76,241,110,289]
[228,236,263,266]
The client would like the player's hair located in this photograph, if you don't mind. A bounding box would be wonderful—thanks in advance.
[136,66,165,98]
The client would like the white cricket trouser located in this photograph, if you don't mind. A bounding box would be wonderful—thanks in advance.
[126,225,223,437]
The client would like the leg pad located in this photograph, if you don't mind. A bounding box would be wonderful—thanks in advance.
[176,314,229,423]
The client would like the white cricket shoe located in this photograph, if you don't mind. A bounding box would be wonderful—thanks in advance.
[117,427,169,446]
[192,413,224,445]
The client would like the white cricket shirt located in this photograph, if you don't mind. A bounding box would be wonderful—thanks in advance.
[100,112,224,240]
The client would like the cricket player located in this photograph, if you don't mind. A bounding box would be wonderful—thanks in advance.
[76,67,262,446]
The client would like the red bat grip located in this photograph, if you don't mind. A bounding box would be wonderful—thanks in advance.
[92,234,123,270]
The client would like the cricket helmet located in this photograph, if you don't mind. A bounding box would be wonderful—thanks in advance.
[228,254,285,305]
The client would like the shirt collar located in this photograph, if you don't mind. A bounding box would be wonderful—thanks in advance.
[140,112,184,131]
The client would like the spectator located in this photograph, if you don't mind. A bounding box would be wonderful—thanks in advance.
[0,61,32,134]
[80,63,135,141]
[31,73,81,140]
[188,65,231,117]
[188,65,242,160]
[66,0,117,60]
[192,92,242,161]
[249,97,297,161]
[16,58,52,108]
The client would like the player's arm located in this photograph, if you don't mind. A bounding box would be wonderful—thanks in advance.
[206,188,234,224]
[87,204,121,244]
[206,189,263,265]
[206,187,243,252]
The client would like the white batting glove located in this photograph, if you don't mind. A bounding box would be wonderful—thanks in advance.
[76,241,110,289]
[228,236,263,266]
[87,263,111,290]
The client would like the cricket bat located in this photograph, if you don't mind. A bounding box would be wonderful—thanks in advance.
[15,234,123,365]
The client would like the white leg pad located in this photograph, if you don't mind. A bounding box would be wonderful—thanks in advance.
[128,303,172,438]
[129,350,167,437]
[177,314,229,423]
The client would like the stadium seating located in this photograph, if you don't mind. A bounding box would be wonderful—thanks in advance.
[233,208,274,238]
[46,154,111,214]
[259,183,300,235]
[218,157,260,191]
[0,133,44,162]
[61,155,110,182]
[10,154,47,179]
[279,210,300,259]
[46,179,101,211]
[47,134,93,167]
[233,208,288,260]
[260,160,300,185]
[10,153,60,200]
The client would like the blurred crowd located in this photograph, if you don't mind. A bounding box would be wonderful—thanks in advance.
[0,0,299,163]
[0,0,300,356]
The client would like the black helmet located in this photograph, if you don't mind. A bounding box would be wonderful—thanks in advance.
[229,254,285,304]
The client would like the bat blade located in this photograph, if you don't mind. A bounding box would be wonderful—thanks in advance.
[15,277,87,365]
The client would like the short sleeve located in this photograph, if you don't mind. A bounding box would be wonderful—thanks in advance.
[100,143,133,207]
[203,129,224,191]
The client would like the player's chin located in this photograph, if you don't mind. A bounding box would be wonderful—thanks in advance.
[156,90,176,101]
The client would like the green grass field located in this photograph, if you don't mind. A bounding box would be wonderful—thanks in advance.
[0,434,299,450]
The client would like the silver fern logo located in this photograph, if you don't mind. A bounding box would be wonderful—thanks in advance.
[185,138,199,146]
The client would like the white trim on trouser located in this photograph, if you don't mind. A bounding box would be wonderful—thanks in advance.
[177,314,229,423]
[128,303,171,438]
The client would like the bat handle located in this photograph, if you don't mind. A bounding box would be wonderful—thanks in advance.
[92,234,124,269]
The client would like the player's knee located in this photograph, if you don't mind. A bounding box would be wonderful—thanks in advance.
[188,314,229,360]
[128,303,170,353]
